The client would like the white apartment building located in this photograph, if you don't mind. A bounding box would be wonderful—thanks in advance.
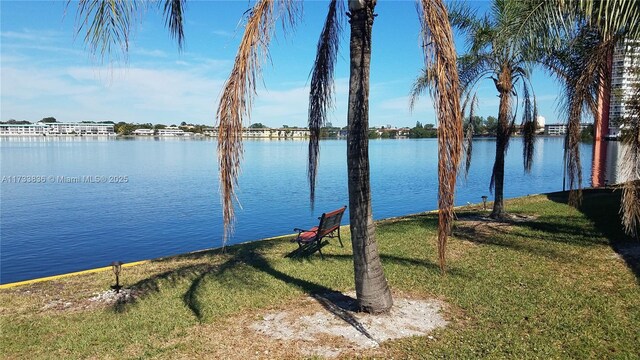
[0,122,115,136]
[46,122,115,135]
[133,128,155,136]
[0,124,49,136]
[609,39,639,138]
[157,127,186,136]
[203,127,310,138]
[544,123,591,136]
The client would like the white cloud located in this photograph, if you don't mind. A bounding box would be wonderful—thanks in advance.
[0,29,62,42]
[132,48,168,58]
[1,64,225,124]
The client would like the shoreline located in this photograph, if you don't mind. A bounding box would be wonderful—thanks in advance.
[0,194,550,289]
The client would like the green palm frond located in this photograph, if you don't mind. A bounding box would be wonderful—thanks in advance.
[521,82,537,173]
[307,0,344,210]
[72,0,142,63]
[161,0,186,49]
[463,93,478,177]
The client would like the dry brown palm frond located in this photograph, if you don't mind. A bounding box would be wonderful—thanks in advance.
[620,68,640,240]
[418,0,463,273]
[563,36,614,206]
[216,0,300,244]
[308,0,344,210]
[620,129,640,240]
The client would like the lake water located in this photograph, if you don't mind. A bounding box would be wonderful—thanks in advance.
[1,137,594,284]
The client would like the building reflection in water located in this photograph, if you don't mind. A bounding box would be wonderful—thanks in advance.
[593,141,635,186]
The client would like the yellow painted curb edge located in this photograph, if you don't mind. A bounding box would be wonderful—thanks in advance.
[0,197,532,290]
[0,233,295,290]
[0,260,150,290]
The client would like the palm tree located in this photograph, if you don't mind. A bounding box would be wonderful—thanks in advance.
[512,0,640,237]
[306,0,462,312]
[73,0,463,313]
[413,0,538,219]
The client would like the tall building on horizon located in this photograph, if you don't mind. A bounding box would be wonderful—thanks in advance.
[608,39,640,138]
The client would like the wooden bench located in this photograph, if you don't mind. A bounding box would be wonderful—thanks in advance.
[292,206,347,258]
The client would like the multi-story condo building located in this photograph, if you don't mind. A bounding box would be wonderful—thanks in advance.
[203,127,310,138]
[133,128,155,136]
[157,127,186,136]
[0,123,49,135]
[544,123,591,136]
[609,39,639,138]
[46,122,115,135]
[0,122,115,136]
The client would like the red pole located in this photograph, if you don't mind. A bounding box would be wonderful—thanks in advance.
[591,51,612,188]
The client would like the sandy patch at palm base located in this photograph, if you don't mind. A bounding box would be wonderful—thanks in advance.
[250,291,447,358]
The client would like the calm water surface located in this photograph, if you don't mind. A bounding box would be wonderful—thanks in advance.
[1,137,593,283]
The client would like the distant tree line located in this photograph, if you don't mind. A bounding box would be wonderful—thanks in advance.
[464,116,499,136]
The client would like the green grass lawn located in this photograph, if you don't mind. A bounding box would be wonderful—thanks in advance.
[1,190,638,359]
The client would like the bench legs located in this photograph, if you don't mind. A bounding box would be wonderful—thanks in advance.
[316,238,324,259]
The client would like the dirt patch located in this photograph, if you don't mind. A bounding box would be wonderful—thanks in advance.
[249,291,447,358]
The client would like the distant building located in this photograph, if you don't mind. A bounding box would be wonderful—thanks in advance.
[202,127,310,138]
[133,129,155,136]
[45,122,115,135]
[157,127,186,136]
[0,123,49,136]
[608,39,639,138]
[544,123,591,136]
[0,122,115,136]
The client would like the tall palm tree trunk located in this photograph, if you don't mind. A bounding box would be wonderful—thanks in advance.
[346,0,393,314]
[491,70,513,219]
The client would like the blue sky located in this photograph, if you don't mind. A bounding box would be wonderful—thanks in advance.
[1,0,565,128]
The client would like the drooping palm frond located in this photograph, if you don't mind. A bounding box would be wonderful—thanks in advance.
[547,27,614,205]
[307,0,344,210]
[579,0,640,41]
[620,121,640,240]
[409,67,435,111]
[521,81,538,172]
[216,0,300,244]
[72,0,142,62]
[619,65,640,240]
[161,0,186,49]
[72,0,189,61]
[463,94,478,177]
[417,0,463,273]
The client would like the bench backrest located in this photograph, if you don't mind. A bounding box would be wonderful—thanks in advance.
[317,206,347,238]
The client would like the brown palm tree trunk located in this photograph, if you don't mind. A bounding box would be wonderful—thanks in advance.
[491,69,512,219]
[346,0,393,314]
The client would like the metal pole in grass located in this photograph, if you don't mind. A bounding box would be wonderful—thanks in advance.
[111,261,123,293]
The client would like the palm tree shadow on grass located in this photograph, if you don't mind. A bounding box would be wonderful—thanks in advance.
[284,240,330,260]
[546,189,640,282]
[453,210,610,262]
[111,238,377,342]
[324,253,472,279]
